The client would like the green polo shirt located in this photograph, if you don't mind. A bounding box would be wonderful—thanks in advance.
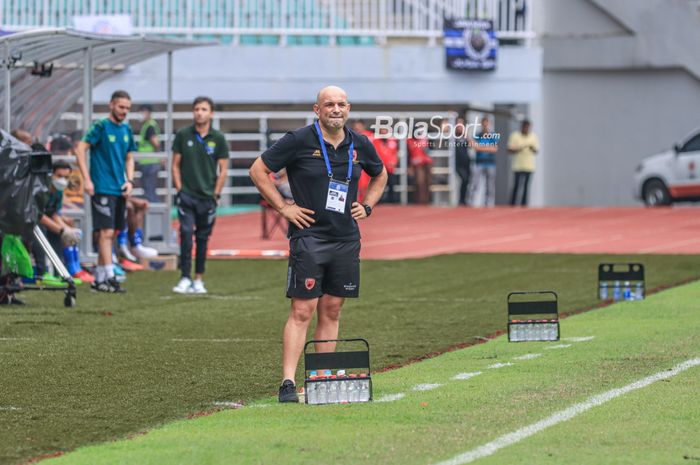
[172,125,228,199]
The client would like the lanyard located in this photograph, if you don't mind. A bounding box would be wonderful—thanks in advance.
[195,132,214,157]
[314,121,353,182]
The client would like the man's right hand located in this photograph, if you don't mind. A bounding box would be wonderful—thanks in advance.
[60,227,82,246]
[84,179,95,196]
[279,204,315,229]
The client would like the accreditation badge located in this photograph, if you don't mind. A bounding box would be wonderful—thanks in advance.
[326,179,349,213]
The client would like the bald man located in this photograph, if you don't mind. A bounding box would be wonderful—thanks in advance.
[250,86,388,402]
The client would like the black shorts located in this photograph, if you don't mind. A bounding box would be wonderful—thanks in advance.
[91,194,127,231]
[287,236,360,299]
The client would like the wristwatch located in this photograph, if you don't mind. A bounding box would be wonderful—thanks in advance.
[362,203,372,217]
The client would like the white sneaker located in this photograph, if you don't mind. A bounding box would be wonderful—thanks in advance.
[173,277,193,294]
[132,244,158,258]
[191,279,207,294]
[118,243,139,262]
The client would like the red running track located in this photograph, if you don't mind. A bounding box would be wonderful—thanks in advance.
[205,206,700,259]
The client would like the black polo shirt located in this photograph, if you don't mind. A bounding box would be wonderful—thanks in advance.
[261,123,384,241]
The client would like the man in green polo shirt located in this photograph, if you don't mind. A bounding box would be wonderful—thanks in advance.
[171,96,228,294]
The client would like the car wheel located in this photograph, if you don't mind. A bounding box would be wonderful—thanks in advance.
[642,179,671,206]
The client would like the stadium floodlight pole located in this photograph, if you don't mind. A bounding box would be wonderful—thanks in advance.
[165,50,175,247]
[4,42,11,132]
[81,45,95,259]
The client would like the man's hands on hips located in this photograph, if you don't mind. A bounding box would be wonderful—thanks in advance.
[351,202,369,220]
[280,204,315,229]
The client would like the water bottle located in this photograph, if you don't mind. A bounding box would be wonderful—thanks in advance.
[599,282,608,300]
[635,282,644,300]
[612,281,621,301]
[623,281,631,300]
[347,374,358,402]
[338,377,349,404]
[358,374,370,402]
[328,375,339,403]
[306,371,318,404]
[317,376,328,404]
[525,322,533,341]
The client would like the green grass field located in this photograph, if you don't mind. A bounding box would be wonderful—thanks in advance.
[1,253,700,464]
[45,273,700,465]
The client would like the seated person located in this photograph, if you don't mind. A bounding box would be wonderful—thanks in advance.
[117,197,158,262]
[31,161,95,284]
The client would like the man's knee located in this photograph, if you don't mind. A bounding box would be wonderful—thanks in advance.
[289,299,316,323]
[99,229,115,241]
[319,296,344,322]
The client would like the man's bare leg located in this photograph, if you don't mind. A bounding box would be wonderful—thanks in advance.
[314,294,345,353]
[282,297,318,383]
[98,228,114,268]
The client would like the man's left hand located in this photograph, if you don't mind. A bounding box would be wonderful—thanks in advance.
[351,202,368,220]
[121,180,133,197]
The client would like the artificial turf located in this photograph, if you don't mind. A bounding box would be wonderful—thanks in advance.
[1,253,699,464]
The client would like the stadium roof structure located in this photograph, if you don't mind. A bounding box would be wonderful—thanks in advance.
[0,28,211,139]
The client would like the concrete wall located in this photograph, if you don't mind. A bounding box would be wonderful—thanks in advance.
[93,44,542,105]
[542,69,700,205]
[535,0,700,206]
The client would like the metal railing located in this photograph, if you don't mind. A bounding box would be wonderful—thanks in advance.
[57,109,458,250]
[1,0,534,43]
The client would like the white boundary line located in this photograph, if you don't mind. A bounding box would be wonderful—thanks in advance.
[452,372,482,381]
[487,362,513,369]
[544,344,572,350]
[412,384,442,392]
[513,353,542,361]
[376,393,406,403]
[430,358,700,465]
[562,337,595,342]
[171,338,267,343]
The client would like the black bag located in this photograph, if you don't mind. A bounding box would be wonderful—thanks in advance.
[0,130,52,239]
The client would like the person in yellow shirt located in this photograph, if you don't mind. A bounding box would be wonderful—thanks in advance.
[507,120,539,206]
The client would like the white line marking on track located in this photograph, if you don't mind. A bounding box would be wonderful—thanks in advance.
[562,336,595,342]
[412,383,442,392]
[452,372,482,381]
[171,338,267,343]
[487,362,513,369]
[376,393,406,403]
[0,337,36,341]
[545,344,572,350]
[430,358,700,465]
[514,353,542,361]
[0,407,20,411]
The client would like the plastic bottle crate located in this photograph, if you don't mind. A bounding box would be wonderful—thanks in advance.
[304,338,372,405]
[598,263,645,301]
[507,291,560,342]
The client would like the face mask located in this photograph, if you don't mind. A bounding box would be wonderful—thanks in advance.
[52,177,69,191]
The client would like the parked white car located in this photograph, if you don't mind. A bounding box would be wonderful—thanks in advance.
[634,129,700,206]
